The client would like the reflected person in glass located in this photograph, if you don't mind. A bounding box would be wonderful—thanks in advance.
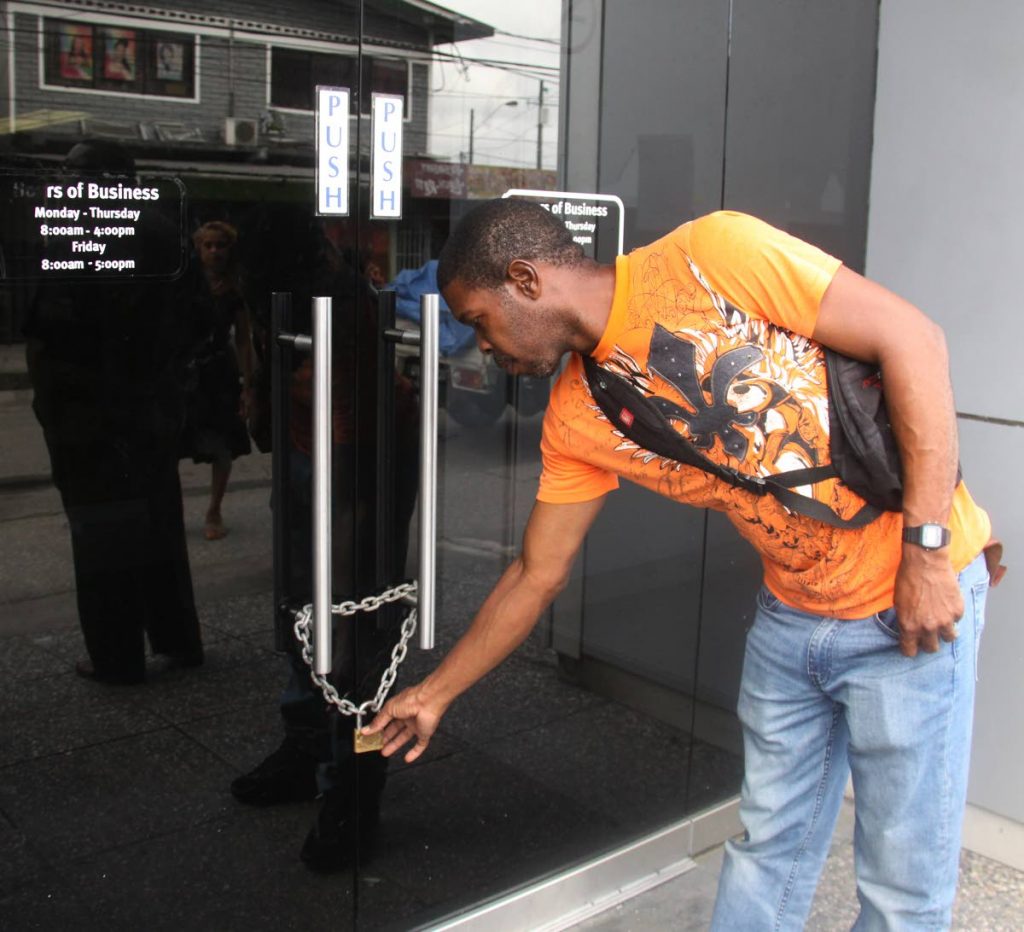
[24,141,203,684]
[230,230,418,873]
[179,220,254,542]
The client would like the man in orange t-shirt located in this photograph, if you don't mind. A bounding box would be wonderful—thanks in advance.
[366,200,1001,928]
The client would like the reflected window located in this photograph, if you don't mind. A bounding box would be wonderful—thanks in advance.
[42,19,197,100]
[269,47,408,116]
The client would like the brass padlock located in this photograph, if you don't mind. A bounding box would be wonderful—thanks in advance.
[354,713,384,754]
[354,728,384,754]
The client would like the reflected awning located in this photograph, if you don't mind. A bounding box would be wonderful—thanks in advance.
[1,110,88,135]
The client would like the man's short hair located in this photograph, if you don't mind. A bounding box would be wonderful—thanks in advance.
[64,140,135,176]
[437,198,585,292]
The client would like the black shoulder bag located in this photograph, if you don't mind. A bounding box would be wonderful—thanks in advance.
[582,351,909,530]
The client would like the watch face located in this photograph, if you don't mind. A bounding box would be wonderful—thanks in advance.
[921,525,944,549]
[905,524,950,549]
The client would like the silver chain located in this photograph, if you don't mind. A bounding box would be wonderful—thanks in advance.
[292,581,418,724]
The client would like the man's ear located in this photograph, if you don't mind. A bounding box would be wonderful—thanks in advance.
[506,259,541,299]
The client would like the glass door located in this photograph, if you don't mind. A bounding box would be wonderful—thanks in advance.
[0,2,370,928]
[1,0,881,927]
[344,2,735,929]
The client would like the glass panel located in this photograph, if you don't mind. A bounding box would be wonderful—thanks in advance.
[0,0,879,928]
[349,0,737,928]
[350,2,572,923]
[573,0,741,826]
[722,0,879,270]
[0,2,363,926]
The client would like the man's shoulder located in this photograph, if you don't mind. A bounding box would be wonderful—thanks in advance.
[678,210,767,252]
[631,211,767,273]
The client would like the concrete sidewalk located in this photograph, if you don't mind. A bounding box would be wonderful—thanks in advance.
[0,341,30,391]
[570,800,1024,931]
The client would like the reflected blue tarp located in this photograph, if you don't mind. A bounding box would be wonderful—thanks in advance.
[387,260,475,356]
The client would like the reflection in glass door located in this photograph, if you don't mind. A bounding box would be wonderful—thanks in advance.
[0,2,375,929]
[345,2,740,929]
[0,0,891,927]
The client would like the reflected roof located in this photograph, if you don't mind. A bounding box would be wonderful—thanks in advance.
[38,0,493,46]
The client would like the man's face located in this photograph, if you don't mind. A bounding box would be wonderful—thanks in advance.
[443,278,565,379]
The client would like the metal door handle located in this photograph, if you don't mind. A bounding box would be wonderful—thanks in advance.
[312,296,332,674]
[418,293,439,649]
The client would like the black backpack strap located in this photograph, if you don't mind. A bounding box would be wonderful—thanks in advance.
[582,355,882,530]
[582,355,764,492]
[762,475,882,529]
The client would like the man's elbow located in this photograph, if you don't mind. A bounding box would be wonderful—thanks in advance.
[885,312,948,369]
[519,559,573,604]
[921,315,948,356]
[918,317,951,374]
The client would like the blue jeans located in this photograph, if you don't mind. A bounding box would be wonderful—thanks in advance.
[711,554,989,931]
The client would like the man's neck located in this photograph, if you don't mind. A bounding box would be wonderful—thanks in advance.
[547,260,617,356]
[576,261,618,354]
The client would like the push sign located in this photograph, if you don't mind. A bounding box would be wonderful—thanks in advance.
[316,85,350,216]
[371,94,403,219]
[502,189,624,263]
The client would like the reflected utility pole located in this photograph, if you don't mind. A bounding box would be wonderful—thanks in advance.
[536,80,545,170]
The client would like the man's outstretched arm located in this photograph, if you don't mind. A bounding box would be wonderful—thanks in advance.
[813,265,962,657]
[363,495,607,762]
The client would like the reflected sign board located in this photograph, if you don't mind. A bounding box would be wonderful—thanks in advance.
[502,189,625,263]
[0,172,186,280]
[316,85,350,216]
[371,93,403,219]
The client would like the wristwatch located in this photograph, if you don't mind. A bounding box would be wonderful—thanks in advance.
[902,523,951,550]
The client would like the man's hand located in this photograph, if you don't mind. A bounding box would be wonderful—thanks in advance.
[815,267,964,657]
[893,547,964,657]
[361,685,444,763]
[359,498,606,763]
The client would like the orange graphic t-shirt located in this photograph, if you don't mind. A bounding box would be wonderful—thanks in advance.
[538,211,991,618]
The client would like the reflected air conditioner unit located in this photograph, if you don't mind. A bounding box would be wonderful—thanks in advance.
[224,117,258,146]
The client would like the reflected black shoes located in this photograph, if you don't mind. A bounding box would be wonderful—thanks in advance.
[300,755,387,873]
[230,740,320,807]
[232,738,388,872]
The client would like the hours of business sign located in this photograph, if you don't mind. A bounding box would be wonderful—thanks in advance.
[502,189,625,264]
[0,173,186,280]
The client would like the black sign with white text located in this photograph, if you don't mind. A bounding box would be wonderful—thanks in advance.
[0,172,186,281]
[502,189,624,263]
